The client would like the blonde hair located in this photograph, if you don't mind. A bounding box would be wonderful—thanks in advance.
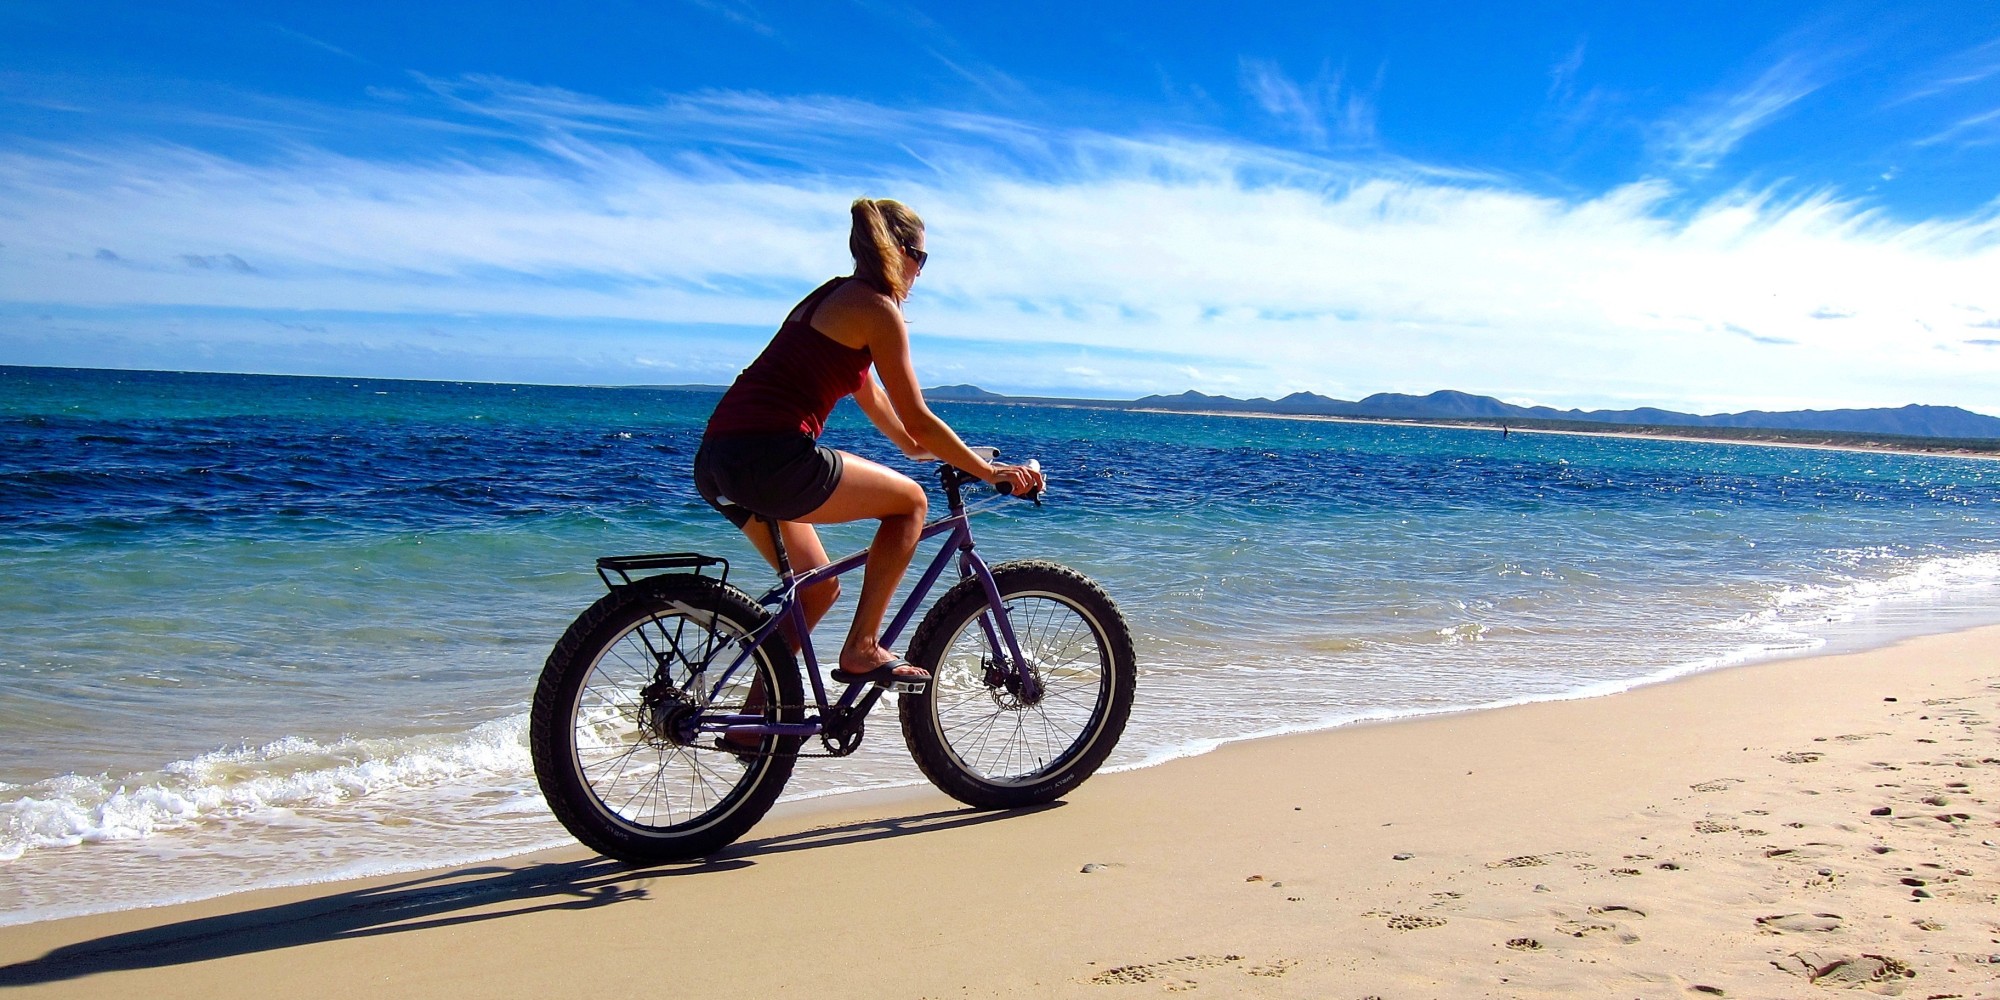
[849,198,924,300]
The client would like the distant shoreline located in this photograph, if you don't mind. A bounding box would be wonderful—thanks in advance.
[1124,406,2000,460]
[11,365,1998,458]
[928,395,2000,460]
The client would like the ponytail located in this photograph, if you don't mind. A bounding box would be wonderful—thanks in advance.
[849,198,924,300]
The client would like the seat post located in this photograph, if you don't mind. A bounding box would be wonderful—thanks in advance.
[761,516,793,577]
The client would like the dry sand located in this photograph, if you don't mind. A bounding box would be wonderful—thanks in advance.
[3,627,1997,998]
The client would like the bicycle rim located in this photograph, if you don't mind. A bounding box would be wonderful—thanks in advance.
[566,604,774,835]
[928,591,1112,783]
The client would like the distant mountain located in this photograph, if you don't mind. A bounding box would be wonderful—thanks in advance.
[925,384,1012,401]
[622,381,2000,441]
[1110,388,2000,440]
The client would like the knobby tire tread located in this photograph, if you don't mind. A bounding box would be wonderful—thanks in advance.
[529,575,801,863]
[898,560,1136,809]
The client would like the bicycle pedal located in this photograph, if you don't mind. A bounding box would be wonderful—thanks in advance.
[889,679,927,695]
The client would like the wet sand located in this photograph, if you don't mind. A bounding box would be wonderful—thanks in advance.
[3,626,1997,998]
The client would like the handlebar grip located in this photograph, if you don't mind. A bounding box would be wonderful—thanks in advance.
[995,458,1043,501]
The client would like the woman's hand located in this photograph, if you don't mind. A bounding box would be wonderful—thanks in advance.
[984,463,1045,497]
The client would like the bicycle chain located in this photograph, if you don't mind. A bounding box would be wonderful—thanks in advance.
[695,703,866,759]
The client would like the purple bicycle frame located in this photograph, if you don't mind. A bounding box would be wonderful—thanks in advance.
[696,489,1036,740]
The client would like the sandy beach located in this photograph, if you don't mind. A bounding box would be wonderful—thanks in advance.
[3,627,1996,998]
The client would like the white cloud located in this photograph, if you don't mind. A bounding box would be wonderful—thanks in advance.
[1652,56,1822,173]
[1238,58,1376,148]
[1894,35,2000,104]
[4,84,2000,413]
[1915,105,2000,148]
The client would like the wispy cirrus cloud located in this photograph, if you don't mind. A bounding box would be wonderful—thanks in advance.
[268,24,366,63]
[1893,35,2000,103]
[848,0,1034,108]
[1238,58,1378,148]
[1915,106,2000,148]
[680,0,781,39]
[1547,39,1586,102]
[4,80,2000,411]
[1651,55,1823,173]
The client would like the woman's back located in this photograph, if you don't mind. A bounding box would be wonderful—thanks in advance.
[705,278,874,440]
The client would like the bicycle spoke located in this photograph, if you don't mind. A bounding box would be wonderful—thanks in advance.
[925,588,1117,783]
[563,605,779,833]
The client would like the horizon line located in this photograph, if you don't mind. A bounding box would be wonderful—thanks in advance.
[5,362,1997,421]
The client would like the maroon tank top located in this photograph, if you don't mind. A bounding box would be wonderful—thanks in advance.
[704,278,873,439]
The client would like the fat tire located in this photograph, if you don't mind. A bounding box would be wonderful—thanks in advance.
[529,575,801,862]
[899,559,1135,808]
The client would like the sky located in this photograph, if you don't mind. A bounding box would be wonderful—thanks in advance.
[3,2,2000,414]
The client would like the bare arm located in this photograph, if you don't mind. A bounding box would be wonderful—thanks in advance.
[854,374,929,459]
[859,301,1041,494]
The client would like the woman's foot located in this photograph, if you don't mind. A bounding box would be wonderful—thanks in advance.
[834,642,929,683]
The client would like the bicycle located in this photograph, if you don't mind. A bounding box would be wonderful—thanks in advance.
[528,450,1137,863]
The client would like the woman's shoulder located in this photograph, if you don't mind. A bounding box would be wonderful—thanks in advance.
[810,277,904,346]
[823,275,898,313]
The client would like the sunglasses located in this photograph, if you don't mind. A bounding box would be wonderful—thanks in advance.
[901,243,928,270]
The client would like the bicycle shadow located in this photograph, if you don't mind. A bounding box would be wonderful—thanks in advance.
[0,803,1059,986]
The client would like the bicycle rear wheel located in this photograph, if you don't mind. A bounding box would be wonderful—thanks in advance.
[530,574,801,862]
[900,559,1135,808]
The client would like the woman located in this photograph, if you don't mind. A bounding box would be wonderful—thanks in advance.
[694,198,1044,686]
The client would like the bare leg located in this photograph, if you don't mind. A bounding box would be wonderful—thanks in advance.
[793,452,927,678]
[717,520,837,750]
[736,518,840,648]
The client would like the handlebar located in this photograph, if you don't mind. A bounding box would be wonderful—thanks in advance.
[993,458,1043,501]
[935,449,1042,506]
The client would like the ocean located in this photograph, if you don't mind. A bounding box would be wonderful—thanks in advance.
[4,365,1999,924]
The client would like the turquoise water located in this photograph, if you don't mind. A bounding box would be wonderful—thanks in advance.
[4,365,2000,922]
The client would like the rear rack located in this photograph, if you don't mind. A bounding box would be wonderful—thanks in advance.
[595,552,729,591]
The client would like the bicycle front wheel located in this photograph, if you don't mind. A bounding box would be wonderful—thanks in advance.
[530,574,801,863]
[900,559,1136,808]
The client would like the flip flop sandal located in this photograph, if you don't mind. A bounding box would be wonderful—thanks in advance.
[829,658,930,692]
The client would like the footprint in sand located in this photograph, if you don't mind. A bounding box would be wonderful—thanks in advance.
[1505,937,1542,951]
[1486,854,1550,869]
[1689,778,1742,792]
[1554,919,1620,939]
[1692,820,1739,834]
[1244,959,1295,978]
[1088,954,1244,987]
[1777,751,1824,764]
[1773,952,1915,986]
[1088,955,1301,988]
[1386,914,1448,931]
[1755,913,1843,934]
[1555,906,1644,943]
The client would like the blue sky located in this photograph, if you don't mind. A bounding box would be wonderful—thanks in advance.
[4,2,2000,413]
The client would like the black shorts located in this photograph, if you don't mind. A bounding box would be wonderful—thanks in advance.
[693,433,845,529]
